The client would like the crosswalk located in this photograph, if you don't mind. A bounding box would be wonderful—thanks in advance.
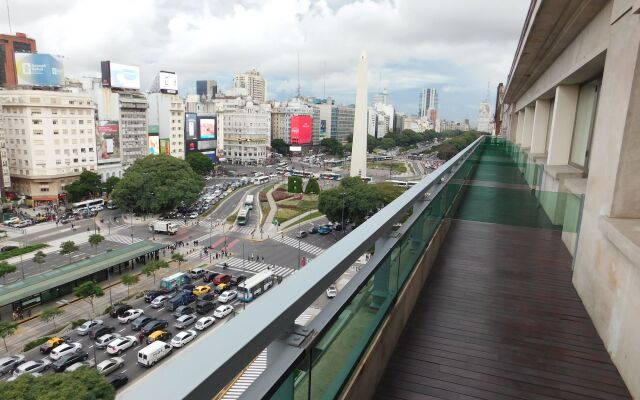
[105,234,143,245]
[228,225,254,234]
[221,349,267,400]
[272,235,325,256]
[224,257,294,278]
[295,312,313,326]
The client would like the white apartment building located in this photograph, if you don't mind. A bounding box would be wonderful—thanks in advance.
[0,90,98,205]
[147,93,185,159]
[233,69,267,103]
[271,100,314,145]
[218,101,271,165]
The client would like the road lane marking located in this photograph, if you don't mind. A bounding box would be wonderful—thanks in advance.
[122,369,127,373]
[118,328,126,332]
[88,345,93,349]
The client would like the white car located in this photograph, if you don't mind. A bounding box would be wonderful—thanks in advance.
[12,360,50,377]
[50,342,82,361]
[96,357,124,376]
[65,360,95,373]
[106,335,139,355]
[195,316,215,331]
[174,314,197,329]
[76,319,103,336]
[218,290,237,304]
[170,329,197,348]
[95,333,121,349]
[151,295,171,308]
[326,285,337,299]
[213,305,234,319]
[118,308,143,324]
[189,212,198,219]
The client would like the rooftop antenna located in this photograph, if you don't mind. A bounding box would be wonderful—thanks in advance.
[297,52,301,99]
[5,0,12,34]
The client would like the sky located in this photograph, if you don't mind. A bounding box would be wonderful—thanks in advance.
[5,0,529,123]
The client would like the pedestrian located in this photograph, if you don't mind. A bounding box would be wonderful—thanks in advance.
[262,256,265,262]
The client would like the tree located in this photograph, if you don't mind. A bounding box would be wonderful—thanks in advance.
[88,233,105,254]
[288,176,303,193]
[0,261,17,283]
[142,260,169,284]
[0,367,115,400]
[381,137,396,150]
[186,152,214,176]
[111,155,204,214]
[304,177,320,194]
[103,176,120,194]
[271,139,289,156]
[65,170,103,202]
[320,138,344,157]
[0,320,17,351]
[121,274,139,298]
[32,250,47,270]
[40,307,65,330]
[171,253,186,271]
[59,241,79,264]
[73,281,104,318]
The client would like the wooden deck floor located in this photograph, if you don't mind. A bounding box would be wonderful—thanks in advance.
[374,219,631,400]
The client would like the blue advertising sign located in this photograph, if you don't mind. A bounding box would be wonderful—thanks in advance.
[15,53,65,87]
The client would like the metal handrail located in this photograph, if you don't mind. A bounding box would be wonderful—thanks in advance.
[119,136,485,400]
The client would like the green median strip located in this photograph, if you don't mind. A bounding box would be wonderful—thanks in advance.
[0,243,48,261]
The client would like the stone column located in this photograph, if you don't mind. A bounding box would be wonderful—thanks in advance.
[521,105,535,148]
[530,99,551,154]
[546,85,579,165]
[515,110,525,145]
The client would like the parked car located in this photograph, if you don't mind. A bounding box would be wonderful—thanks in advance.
[52,352,89,372]
[64,360,95,373]
[195,300,216,315]
[96,357,125,376]
[89,325,116,340]
[144,290,167,303]
[14,359,51,376]
[107,336,139,355]
[109,304,132,318]
[0,355,25,375]
[39,336,71,354]
[146,330,172,345]
[170,329,197,348]
[151,295,171,308]
[218,290,237,303]
[142,320,169,335]
[318,225,332,235]
[174,314,197,329]
[50,342,83,361]
[131,316,156,331]
[307,225,319,234]
[192,285,211,296]
[213,305,234,319]
[173,305,194,318]
[76,320,103,336]
[95,333,121,349]
[326,285,338,299]
[195,316,215,331]
[109,372,129,389]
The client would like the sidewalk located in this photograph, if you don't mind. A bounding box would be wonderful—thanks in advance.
[260,186,279,237]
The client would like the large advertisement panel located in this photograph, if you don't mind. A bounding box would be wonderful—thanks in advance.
[290,115,312,145]
[159,139,170,155]
[197,141,216,151]
[159,71,178,93]
[185,113,197,139]
[109,62,141,89]
[96,121,120,164]
[198,117,216,140]
[149,136,160,155]
[15,53,64,87]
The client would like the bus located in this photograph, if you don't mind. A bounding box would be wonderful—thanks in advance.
[71,198,104,213]
[244,195,254,209]
[277,162,288,168]
[253,175,270,185]
[237,269,276,302]
[319,172,341,181]
[291,170,305,177]
[384,180,416,188]
[360,176,373,183]
[237,207,250,226]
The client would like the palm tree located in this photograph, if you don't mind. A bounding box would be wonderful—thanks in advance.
[171,253,186,271]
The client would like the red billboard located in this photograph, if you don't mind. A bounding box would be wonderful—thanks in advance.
[290,115,312,145]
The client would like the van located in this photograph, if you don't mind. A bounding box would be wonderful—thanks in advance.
[165,291,196,312]
[213,274,231,286]
[137,341,172,368]
[189,268,205,280]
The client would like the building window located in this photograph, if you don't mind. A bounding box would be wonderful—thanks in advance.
[569,80,600,170]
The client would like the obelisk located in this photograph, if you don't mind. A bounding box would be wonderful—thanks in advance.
[350,52,368,178]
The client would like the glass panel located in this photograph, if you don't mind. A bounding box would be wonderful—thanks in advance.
[570,82,598,168]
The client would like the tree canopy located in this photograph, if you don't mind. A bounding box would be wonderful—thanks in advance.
[104,176,120,194]
[432,132,480,160]
[270,139,289,156]
[186,152,214,176]
[111,155,204,213]
[0,261,16,282]
[65,171,102,202]
[320,138,344,157]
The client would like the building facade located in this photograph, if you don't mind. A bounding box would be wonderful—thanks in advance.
[0,32,37,88]
[418,88,438,120]
[147,93,185,159]
[233,69,267,103]
[271,100,318,146]
[476,100,492,133]
[0,90,97,205]
[219,102,271,165]
[196,80,217,100]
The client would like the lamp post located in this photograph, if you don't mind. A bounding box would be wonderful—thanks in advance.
[340,192,347,240]
[19,228,26,280]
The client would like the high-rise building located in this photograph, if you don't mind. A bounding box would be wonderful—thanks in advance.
[0,90,98,205]
[218,101,271,165]
[0,32,37,88]
[332,105,355,144]
[477,101,492,133]
[418,88,438,120]
[372,88,389,106]
[233,69,267,103]
[196,80,217,100]
[147,93,185,159]
[270,99,317,146]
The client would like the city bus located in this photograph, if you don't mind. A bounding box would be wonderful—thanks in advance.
[253,175,270,185]
[384,180,416,188]
[291,170,305,177]
[237,207,250,226]
[237,269,276,302]
[71,198,104,213]
[319,172,341,181]
[244,195,254,209]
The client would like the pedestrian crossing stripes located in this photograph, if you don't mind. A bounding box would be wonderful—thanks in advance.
[224,257,294,278]
[105,234,143,245]
[229,225,254,234]
[221,348,267,400]
[295,312,313,326]
[272,235,325,256]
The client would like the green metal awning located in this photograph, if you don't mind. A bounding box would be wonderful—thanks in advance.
[0,240,166,307]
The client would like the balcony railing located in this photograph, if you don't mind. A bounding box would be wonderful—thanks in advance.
[119,135,486,400]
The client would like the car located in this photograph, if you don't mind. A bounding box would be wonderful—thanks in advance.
[144,290,167,303]
[76,319,103,336]
[0,355,25,375]
[189,268,206,280]
[296,231,308,238]
[173,305,194,318]
[174,314,197,329]
[89,325,116,340]
[14,359,51,376]
[118,308,143,324]
[195,316,215,331]
[195,300,216,315]
[96,357,125,376]
[51,351,88,372]
[110,304,132,318]
[214,283,230,294]
[230,275,247,287]
[307,225,319,234]
[318,225,332,235]
[146,330,172,344]
[131,316,156,331]
[189,212,198,219]
[142,320,169,335]
[95,333,121,349]
[107,336,139,355]
[64,360,95,373]
[326,284,338,298]
[201,292,216,301]
[203,271,219,283]
[218,290,237,303]
[192,285,211,296]
[213,305,234,319]
[180,283,196,292]
[151,295,171,308]
[109,372,129,389]
[170,329,197,348]
[50,342,83,361]
[39,336,71,354]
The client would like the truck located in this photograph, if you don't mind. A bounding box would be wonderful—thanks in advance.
[137,340,172,367]
[160,272,191,292]
[165,291,197,312]
[149,221,179,235]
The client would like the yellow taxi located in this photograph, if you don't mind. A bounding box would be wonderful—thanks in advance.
[192,285,211,296]
[214,283,230,294]
[146,330,172,345]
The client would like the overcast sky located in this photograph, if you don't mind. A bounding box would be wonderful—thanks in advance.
[6,0,529,122]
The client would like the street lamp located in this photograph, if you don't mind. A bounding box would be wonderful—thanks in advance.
[340,192,347,240]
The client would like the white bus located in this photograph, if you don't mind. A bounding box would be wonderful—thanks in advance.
[244,195,254,209]
[384,180,417,188]
[237,207,250,226]
[253,175,270,185]
[319,172,341,181]
[237,270,276,302]
[71,199,104,213]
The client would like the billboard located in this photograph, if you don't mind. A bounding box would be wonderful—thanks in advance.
[96,121,120,164]
[15,53,64,87]
[197,141,216,151]
[101,61,140,89]
[290,115,312,145]
[186,140,197,152]
[185,113,197,139]
[159,139,170,155]
[198,117,216,140]
[159,71,178,93]
[149,135,160,155]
